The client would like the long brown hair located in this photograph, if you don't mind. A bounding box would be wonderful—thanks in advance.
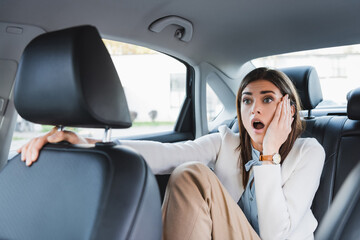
[236,67,304,188]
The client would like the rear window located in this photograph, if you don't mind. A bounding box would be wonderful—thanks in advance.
[252,44,360,108]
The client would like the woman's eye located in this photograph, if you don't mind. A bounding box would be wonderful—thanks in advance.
[263,97,273,103]
[242,98,251,104]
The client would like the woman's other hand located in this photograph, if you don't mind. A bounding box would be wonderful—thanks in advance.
[262,94,294,155]
[16,127,93,166]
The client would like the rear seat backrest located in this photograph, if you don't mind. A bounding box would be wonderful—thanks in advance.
[315,162,360,240]
[334,88,360,194]
[305,89,360,225]
[309,115,347,222]
[315,88,360,240]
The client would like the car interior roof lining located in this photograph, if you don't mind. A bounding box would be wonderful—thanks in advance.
[1,1,360,78]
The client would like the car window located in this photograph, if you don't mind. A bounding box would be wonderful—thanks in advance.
[206,83,224,122]
[252,44,360,108]
[11,40,187,151]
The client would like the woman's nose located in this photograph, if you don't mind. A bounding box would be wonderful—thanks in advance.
[251,102,261,114]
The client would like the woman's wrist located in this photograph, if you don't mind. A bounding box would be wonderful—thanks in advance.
[262,143,280,155]
[261,160,274,165]
[85,137,101,144]
[262,149,279,155]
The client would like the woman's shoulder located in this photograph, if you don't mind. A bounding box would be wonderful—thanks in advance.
[289,137,325,166]
[217,125,240,143]
[282,137,325,181]
[217,125,239,137]
[293,137,325,154]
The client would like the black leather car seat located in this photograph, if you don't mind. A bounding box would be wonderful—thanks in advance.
[0,26,162,240]
[315,161,360,240]
[315,88,360,240]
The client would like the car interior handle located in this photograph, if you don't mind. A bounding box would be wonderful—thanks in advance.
[149,15,193,42]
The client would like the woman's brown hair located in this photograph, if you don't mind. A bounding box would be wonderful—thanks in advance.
[236,67,304,188]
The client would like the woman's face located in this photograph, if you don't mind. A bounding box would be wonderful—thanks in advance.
[240,79,283,152]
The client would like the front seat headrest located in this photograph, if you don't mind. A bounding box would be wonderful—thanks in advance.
[281,66,323,110]
[347,87,360,120]
[14,25,131,128]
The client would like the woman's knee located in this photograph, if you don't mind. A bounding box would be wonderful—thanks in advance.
[168,162,212,188]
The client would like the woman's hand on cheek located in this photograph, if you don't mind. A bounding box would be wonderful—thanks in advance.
[262,94,293,155]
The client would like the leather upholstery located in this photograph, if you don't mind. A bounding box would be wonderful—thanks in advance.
[315,162,360,240]
[310,88,360,226]
[281,66,323,110]
[1,26,162,239]
[309,116,347,223]
[14,25,131,128]
[346,87,360,120]
[0,145,162,240]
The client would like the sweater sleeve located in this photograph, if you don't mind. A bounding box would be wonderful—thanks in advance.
[118,133,222,174]
[253,138,325,240]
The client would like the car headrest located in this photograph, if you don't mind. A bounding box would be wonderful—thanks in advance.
[281,66,323,110]
[347,87,360,120]
[14,25,131,128]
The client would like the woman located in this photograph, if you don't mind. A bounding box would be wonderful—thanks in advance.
[18,67,325,240]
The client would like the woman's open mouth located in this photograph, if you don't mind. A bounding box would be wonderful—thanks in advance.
[253,121,265,129]
[251,119,265,132]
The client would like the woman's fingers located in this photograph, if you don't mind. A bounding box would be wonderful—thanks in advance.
[25,127,59,165]
[16,127,71,166]
[278,95,288,125]
[271,96,283,125]
[17,127,103,166]
[283,96,293,135]
[29,136,51,166]
[263,95,294,154]
[278,95,293,132]
[287,98,292,126]
[19,142,29,162]
[25,139,36,166]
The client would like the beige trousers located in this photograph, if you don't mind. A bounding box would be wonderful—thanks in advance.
[161,162,261,240]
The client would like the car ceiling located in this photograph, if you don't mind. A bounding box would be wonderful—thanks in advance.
[1,0,360,78]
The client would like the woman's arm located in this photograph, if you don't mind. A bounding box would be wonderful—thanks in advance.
[119,133,222,174]
[254,138,325,239]
[17,127,222,174]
